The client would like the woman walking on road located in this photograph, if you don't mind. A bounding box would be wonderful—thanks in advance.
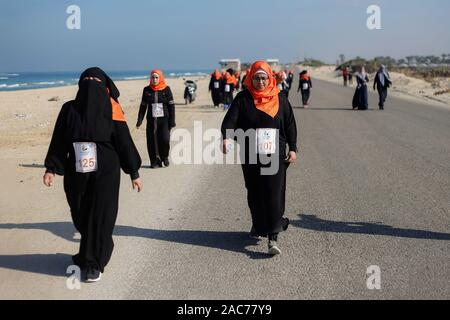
[221,61,298,255]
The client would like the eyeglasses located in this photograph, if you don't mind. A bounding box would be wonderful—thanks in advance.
[252,76,269,82]
[151,75,160,79]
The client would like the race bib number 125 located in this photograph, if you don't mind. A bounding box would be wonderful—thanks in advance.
[73,142,98,173]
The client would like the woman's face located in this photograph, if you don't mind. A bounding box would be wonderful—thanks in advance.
[252,73,269,91]
[151,74,160,85]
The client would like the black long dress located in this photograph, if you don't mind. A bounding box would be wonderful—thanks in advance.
[352,74,369,110]
[298,77,313,106]
[45,101,142,272]
[137,86,175,166]
[221,90,298,237]
[209,76,223,107]
[222,82,235,106]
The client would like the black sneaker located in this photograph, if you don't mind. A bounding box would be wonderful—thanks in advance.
[163,158,170,167]
[150,162,162,169]
[85,267,102,283]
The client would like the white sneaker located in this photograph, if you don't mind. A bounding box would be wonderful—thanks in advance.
[268,240,282,255]
[85,267,102,282]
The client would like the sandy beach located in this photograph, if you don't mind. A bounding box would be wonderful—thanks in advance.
[300,65,450,108]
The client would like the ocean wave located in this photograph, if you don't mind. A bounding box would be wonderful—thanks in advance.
[7,73,20,76]
[2,83,28,88]
[0,77,8,80]
[124,76,148,80]
[36,81,57,85]
[168,72,208,77]
[32,81,66,85]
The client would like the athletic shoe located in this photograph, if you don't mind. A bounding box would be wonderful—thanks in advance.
[85,267,102,282]
[268,240,282,255]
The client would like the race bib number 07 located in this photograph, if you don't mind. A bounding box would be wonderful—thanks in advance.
[73,142,97,173]
[152,103,164,118]
[256,128,277,154]
[214,81,220,89]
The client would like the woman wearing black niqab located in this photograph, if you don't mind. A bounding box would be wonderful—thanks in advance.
[43,67,142,282]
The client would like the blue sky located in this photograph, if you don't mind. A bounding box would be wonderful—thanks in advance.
[1,0,449,71]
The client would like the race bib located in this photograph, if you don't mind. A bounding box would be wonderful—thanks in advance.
[152,103,164,118]
[224,84,230,92]
[73,142,97,173]
[302,83,309,90]
[214,81,220,89]
[256,128,277,154]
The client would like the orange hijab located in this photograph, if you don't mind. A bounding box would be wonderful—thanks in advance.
[149,69,167,91]
[223,72,236,85]
[106,88,126,122]
[243,61,280,118]
[300,72,310,81]
[212,69,221,80]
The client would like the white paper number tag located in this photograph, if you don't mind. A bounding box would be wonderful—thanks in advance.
[302,83,309,90]
[152,103,164,118]
[214,81,220,89]
[224,84,230,92]
[256,128,276,154]
[74,142,97,173]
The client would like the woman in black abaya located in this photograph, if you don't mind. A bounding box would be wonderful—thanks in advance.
[44,67,142,282]
[221,61,298,255]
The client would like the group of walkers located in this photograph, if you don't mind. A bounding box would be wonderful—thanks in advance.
[208,68,241,110]
[42,61,392,283]
[44,61,297,282]
[351,65,392,110]
[210,67,313,110]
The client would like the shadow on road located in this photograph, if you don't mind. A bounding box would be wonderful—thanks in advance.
[0,222,271,275]
[291,214,450,240]
[0,253,71,277]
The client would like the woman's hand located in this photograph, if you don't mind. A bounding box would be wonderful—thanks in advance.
[222,139,232,154]
[132,178,142,192]
[43,172,55,187]
[285,151,297,163]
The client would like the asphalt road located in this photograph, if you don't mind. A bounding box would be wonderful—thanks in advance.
[1,78,449,299]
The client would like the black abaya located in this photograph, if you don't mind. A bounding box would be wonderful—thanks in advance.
[221,91,297,236]
[137,86,175,166]
[45,102,142,272]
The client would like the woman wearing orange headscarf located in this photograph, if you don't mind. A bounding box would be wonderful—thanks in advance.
[297,70,312,108]
[221,61,298,255]
[136,69,176,168]
[222,69,236,110]
[209,69,223,108]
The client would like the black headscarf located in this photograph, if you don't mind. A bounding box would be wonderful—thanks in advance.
[68,67,120,142]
